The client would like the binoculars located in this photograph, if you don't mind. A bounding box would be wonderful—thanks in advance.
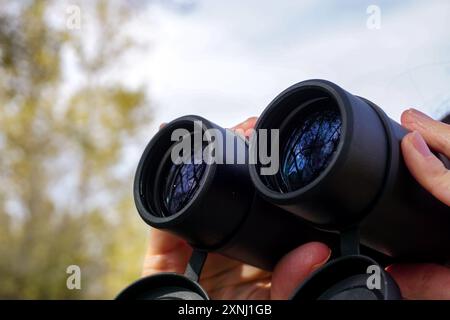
[117,79,450,300]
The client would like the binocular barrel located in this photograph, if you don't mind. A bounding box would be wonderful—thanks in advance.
[249,79,450,262]
[134,116,338,270]
[134,79,450,275]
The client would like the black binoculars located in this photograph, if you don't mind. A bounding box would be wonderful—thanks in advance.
[117,79,450,300]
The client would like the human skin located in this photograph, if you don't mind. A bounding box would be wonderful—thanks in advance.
[142,110,450,300]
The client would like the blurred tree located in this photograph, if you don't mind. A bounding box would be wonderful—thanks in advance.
[0,0,151,298]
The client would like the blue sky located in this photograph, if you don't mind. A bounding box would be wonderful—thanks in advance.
[120,0,450,131]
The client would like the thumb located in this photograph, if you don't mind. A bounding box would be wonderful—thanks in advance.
[270,242,331,299]
[401,131,450,206]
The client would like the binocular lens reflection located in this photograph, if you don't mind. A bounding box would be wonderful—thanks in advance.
[280,107,341,192]
[162,146,206,216]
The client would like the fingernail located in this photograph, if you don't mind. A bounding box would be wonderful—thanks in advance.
[231,120,247,130]
[311,249,331,271]
[410,131,432,157]
[233,128,246,138]
[242,119,252,127]
[244,128,255,138]
[243,117,257,127]
[407,108,433,122]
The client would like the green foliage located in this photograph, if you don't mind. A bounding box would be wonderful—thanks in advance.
[0,0,151,298]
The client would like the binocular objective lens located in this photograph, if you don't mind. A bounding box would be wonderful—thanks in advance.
[162,145,206,216]
[280,107,341,192]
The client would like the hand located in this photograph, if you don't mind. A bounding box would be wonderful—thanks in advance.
[386,108,450,299]
[141,117,331,300]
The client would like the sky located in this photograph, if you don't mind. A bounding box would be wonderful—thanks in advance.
[120,0,450,132]
[52,0,450,195]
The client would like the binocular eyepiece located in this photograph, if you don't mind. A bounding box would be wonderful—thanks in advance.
[118,79,450,300]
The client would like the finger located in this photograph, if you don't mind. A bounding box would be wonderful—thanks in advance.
[401,108,450,158]
[200,253,245,281]
[231,117,258,132]
[146,228,187,255]
[386,263,450,300]
[270,242,331,300]
[401,131,450,206]
[142,228,192,276]
[159,122,167,130]
[200,253,270,296]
